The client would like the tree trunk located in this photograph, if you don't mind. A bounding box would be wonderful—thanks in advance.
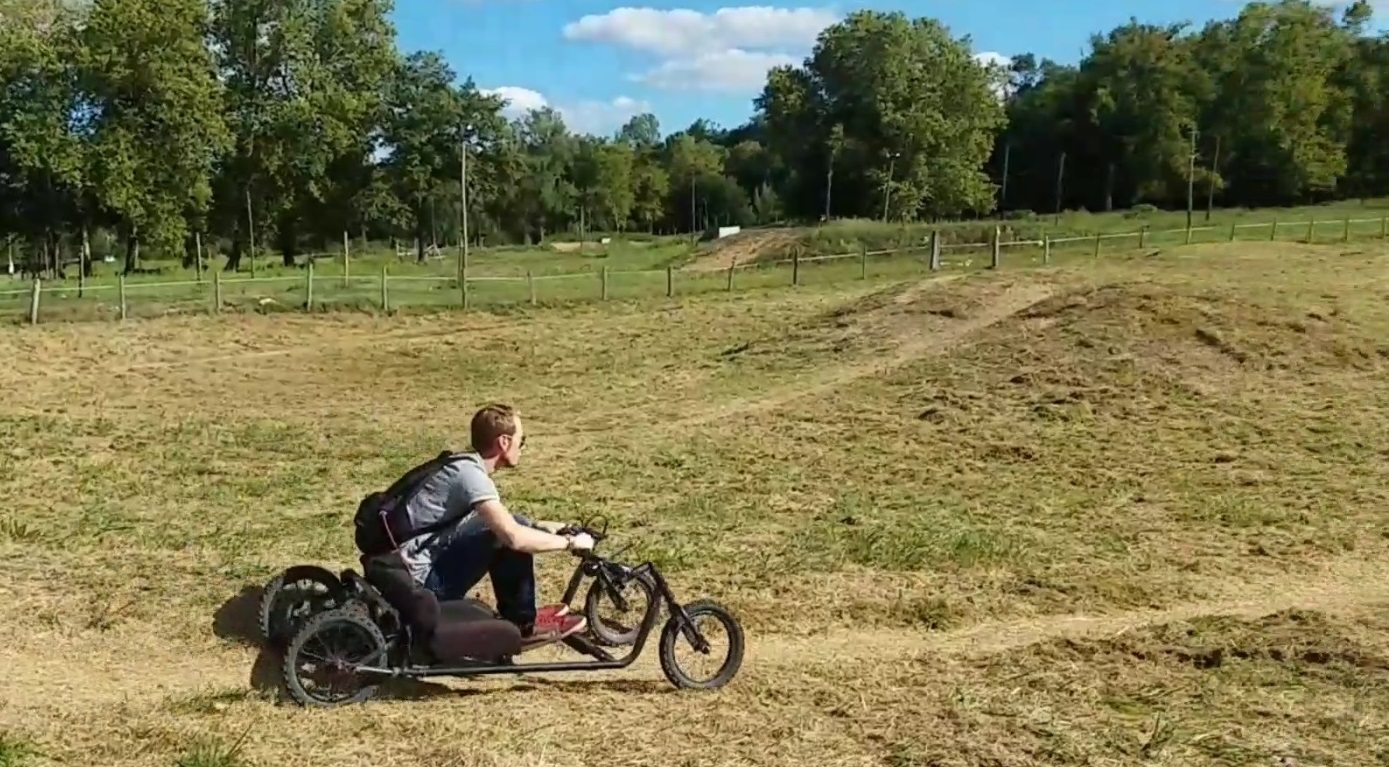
[225,222,244,272]
[415,206,427,263]
[123,224,140,275]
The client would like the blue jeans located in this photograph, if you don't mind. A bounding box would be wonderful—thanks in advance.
[421,513,538,629]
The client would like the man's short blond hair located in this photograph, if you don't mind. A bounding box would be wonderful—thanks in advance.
[470,403,519,453]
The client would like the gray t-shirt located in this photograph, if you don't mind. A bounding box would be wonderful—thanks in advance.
[398,452,499,583]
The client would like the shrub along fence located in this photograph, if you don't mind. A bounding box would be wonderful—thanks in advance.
[3,214,1386,325]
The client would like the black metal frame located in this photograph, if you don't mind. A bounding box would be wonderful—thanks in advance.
[350,523,712,679]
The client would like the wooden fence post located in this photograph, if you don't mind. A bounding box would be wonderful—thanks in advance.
[528,270,536,305]
[1092,232,1101,257]
[1270,220,1277,240]
[1229,222,1237,241]
[213,268,221,312]
[1382,217,1387,239]
[117,275,126,320]
[1307,218,1315,243]
[990,226,1001,269]
[601,266,609,300]
[1343,217,1351,242]
[28,278,40,325]
[727,259,736,290]
[929,231,941,270]
[342,230,350,288]
[1043,234,1051,265]
[666,265,674,297]
[1138,226,1146,248]
[791,250,800,285]
[380,264,389,312]
[305,260,314,311]
[859,243,867,279]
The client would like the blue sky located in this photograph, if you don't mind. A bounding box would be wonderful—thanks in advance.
[389,1,1358,136]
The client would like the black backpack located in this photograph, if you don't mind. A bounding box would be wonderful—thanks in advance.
[353,450,467,556]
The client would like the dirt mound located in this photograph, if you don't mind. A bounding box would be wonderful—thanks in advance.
[1012,607,1389,671]
[890,608,1389,767]
[1016,281,1385,378]
[877,278,1388,441]
[685,229,803,271]
[719,274,1042,365]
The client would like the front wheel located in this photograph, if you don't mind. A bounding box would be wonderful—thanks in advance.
[657,599,745,690]
[282,608,390,707]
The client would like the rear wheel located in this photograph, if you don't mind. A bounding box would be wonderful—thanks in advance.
[258,565,347,647]
[282,608,390,707]
[657,599,744,690]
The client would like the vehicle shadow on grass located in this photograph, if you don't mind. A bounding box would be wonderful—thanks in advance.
[210,582,292,697]
[384,677,671,702]
[209,583,671,703]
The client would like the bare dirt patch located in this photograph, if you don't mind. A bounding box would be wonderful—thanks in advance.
[684,229,803,271]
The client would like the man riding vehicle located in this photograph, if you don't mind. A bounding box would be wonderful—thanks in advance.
[353,403,594,650]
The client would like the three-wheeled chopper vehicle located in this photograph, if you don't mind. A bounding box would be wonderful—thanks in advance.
[256,518,744,707]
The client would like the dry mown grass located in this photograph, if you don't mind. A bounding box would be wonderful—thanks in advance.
[0,241,1387,766]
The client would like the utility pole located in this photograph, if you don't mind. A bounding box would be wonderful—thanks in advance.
[459,124,472,306]
[1053,151,1066,222]
[1186,125,1198,232]
[689,175,696,244]
[998,142,1011,218]
[881,151,899,222]
[1205,134,1220,223]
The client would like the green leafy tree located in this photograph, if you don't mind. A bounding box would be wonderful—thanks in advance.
[80,0,232,273]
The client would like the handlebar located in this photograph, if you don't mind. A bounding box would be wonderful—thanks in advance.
[555,514,611,556]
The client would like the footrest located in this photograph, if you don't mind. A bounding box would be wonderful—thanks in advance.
[563,633,616,662]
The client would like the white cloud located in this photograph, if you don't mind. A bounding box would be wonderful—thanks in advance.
[482,86,651,135]
[561,7,1015,97]
[563,5,838,56]
[634,49,798,92]
[564,5,837,94]
[973,51,1013,100]
[974,51,1010,69]
[486,86,548,117]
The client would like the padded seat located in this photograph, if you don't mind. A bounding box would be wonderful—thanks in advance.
[359,552,522,662]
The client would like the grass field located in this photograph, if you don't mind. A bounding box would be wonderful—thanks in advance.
[1,235,1388,766]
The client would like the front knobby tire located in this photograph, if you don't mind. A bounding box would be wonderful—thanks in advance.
[258,565,346,647]
[282,607,390,708]
[657,599,745,690]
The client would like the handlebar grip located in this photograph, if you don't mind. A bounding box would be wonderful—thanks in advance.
[555,525,605,540]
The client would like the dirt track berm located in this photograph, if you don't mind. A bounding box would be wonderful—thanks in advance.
[256,517,746,707]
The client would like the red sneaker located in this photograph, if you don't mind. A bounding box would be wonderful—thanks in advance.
[537,603,570,619]
[521,612,587,650]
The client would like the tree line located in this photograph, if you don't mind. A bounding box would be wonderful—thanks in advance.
[1,0,1385,275]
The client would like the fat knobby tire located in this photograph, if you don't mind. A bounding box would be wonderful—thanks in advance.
[282,607,389,708]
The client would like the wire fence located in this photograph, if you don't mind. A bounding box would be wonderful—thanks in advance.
[3,214,1385,325]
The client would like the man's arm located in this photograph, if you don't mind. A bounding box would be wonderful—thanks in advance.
[474,499,574,553]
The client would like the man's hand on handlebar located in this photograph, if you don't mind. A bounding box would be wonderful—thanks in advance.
[565,531,595,553]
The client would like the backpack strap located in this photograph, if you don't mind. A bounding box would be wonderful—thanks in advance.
[378,450,469,551]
